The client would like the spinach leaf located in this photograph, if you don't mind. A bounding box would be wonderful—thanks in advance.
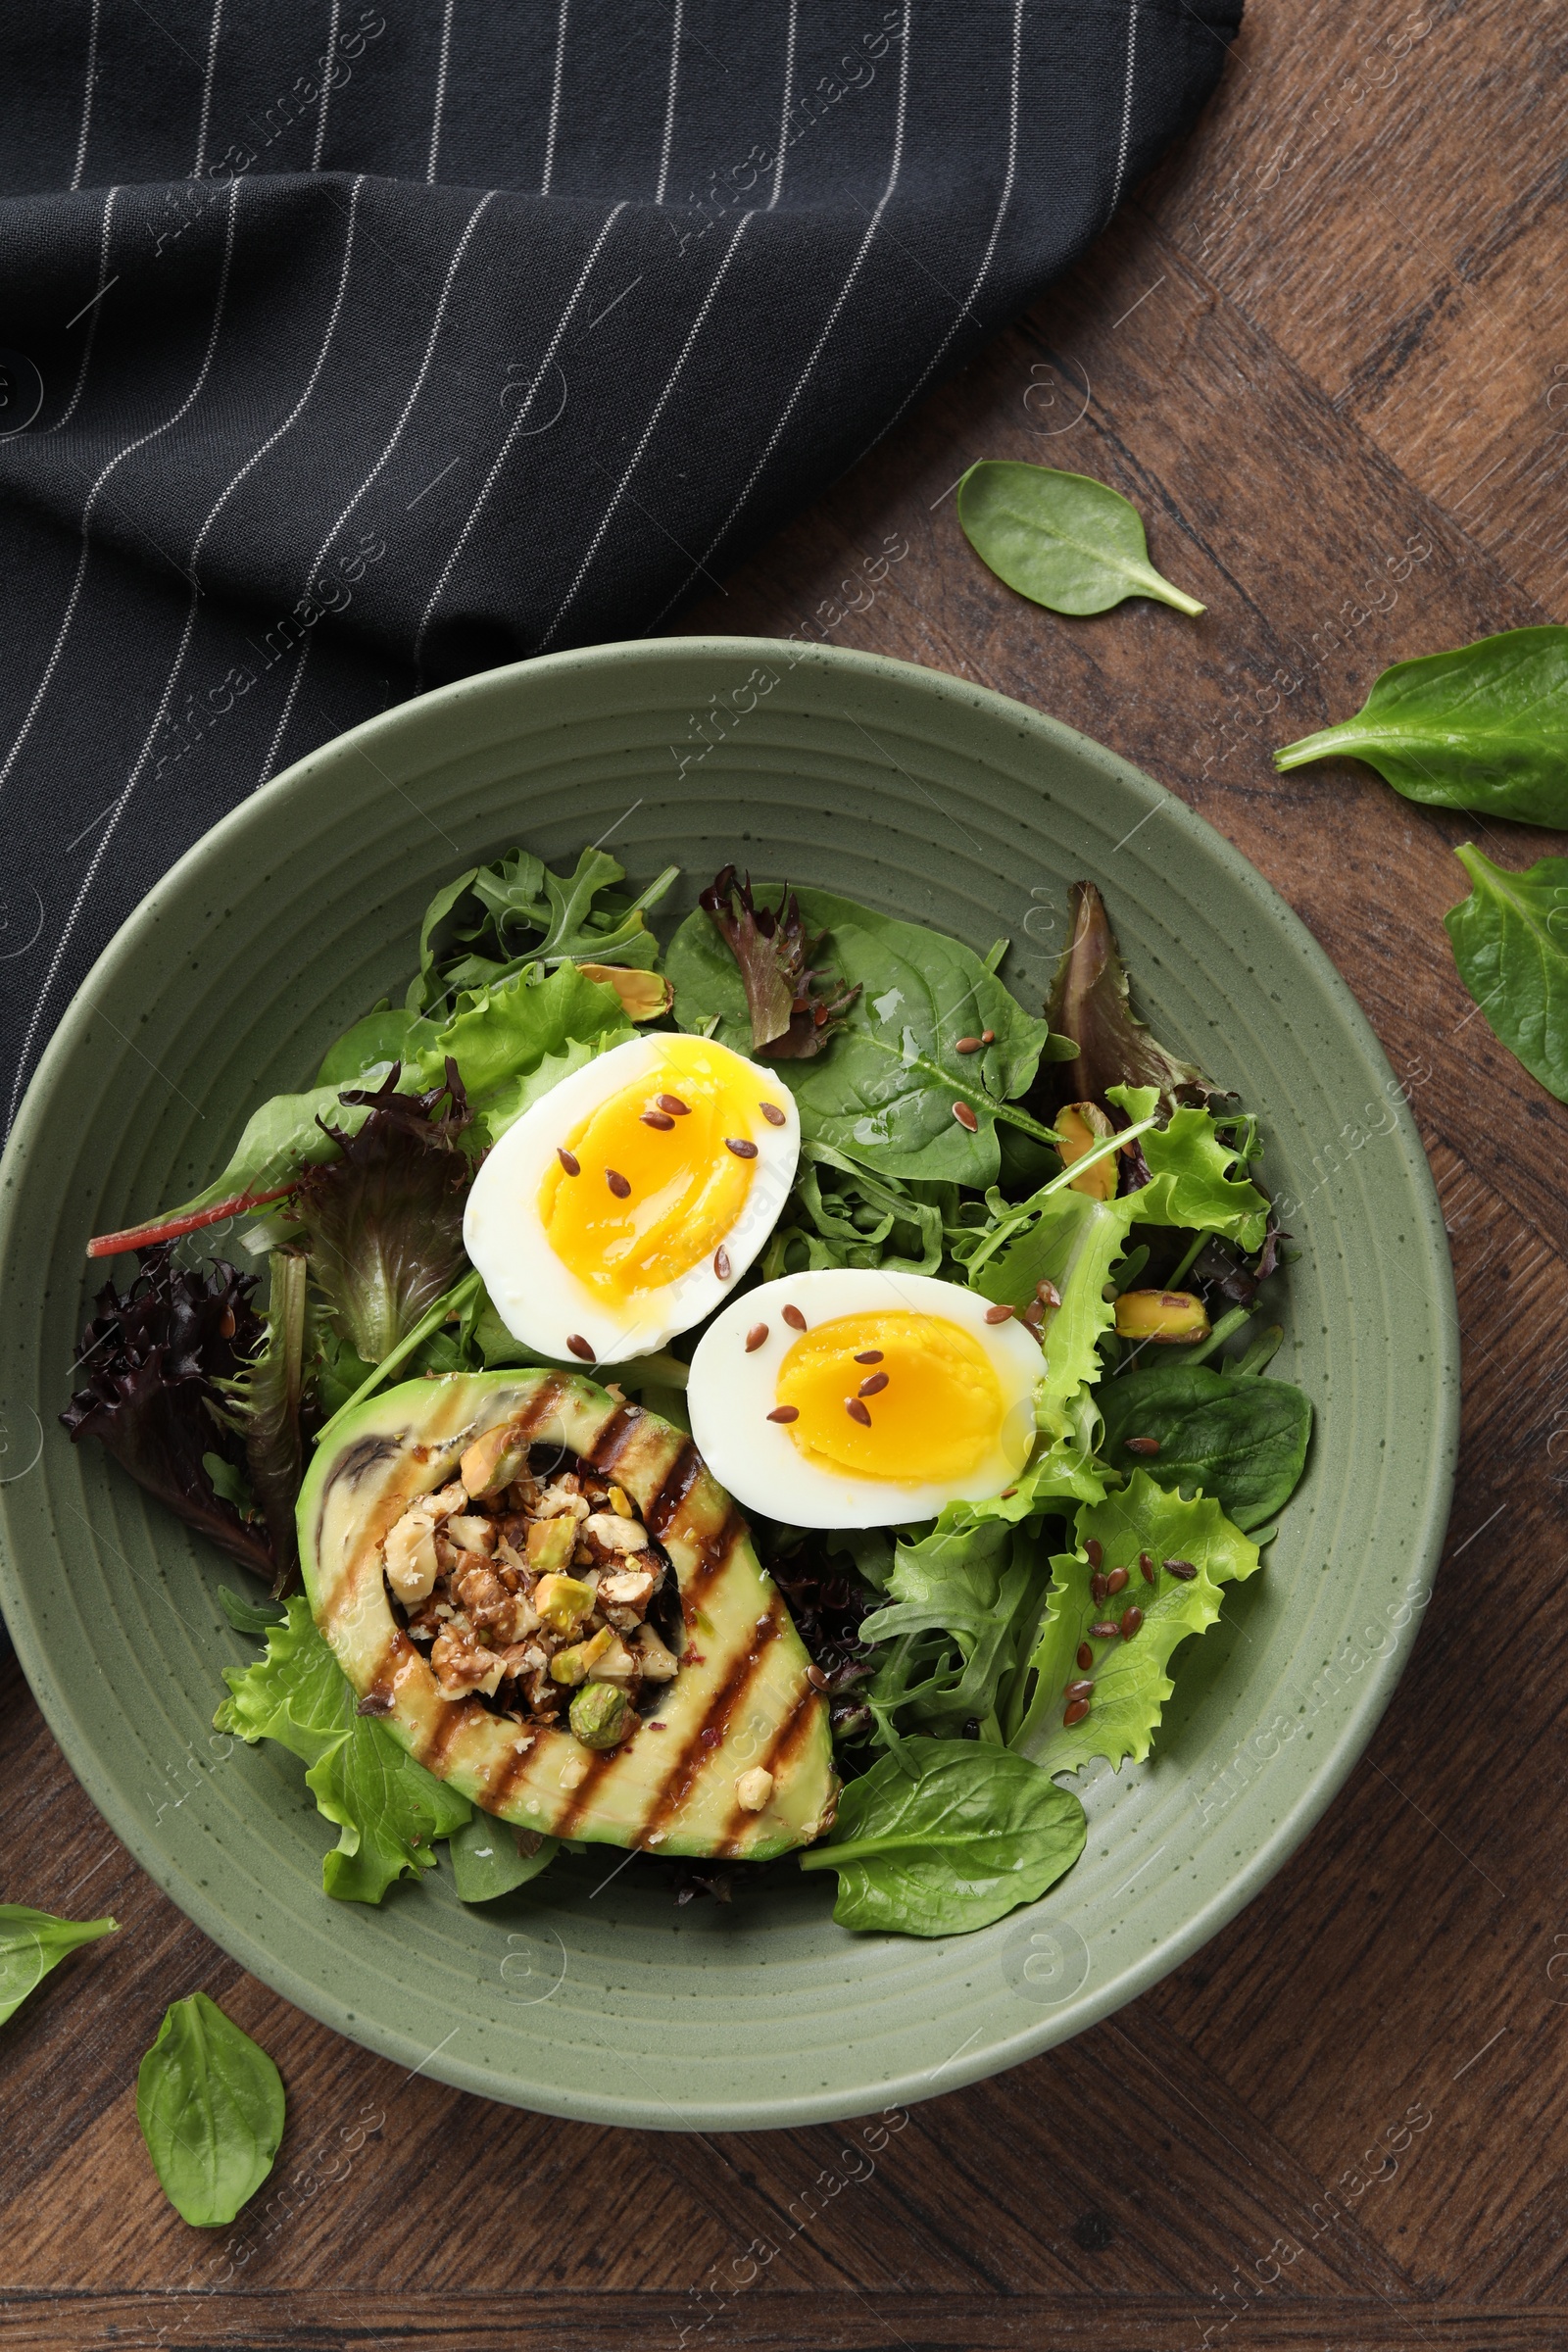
[136,1991,284,2227]
[216,1595,472,1902]
[956,462,1205,618]
[1011,1472,1259,1770]
[798,1739,1086,1936]
[0,1905,118,2027]
[1274,625,1568,826]
[448,1815,561,1902]
[1097,1362,1311,1531]
[1046,880,1211,1113]
[1445,843,1568,1100]
[315,1005,442,1088]
[667,886,1072,1185]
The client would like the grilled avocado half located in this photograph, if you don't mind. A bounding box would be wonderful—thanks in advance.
[298,1369,838,1860]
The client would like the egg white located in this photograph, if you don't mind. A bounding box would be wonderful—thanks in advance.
[464,1032,801,1364]
[686,1268,1043,1529]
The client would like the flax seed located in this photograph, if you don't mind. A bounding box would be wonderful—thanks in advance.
[557,1148,580,1175]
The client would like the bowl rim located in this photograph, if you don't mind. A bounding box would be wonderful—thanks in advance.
[0,634,1459,2128]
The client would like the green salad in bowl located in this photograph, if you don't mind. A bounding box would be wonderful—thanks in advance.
[62,841,1308,1937]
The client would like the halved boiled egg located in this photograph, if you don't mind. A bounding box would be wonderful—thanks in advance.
[464,1032,800,1364]
[687,1269,1042,1528]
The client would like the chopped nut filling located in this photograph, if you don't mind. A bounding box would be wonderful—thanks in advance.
[381,1439,680,1740]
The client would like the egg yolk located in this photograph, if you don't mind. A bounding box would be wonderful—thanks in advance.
[538,1039,769,1303]
[774,1311,1012,1484]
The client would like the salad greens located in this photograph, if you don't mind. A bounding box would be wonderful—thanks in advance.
[0,1904,119,2027]
[665,882,1076,1185]
[1274,624,1568,827]
[1444,844,1568,1102]
[798,1740,1087,1935]
[956,462,1206,619]
[216,1595,472,1902]
[67,841,1313,1940]
[136,1991,284,2228]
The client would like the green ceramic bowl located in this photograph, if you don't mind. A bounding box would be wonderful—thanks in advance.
[0,639,1457,2128]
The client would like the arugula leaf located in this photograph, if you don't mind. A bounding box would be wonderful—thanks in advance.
[1274,625,1568,826]
[969,1086,1269,1441]
[1097,1362,1311,1532]
[448,1815,561,1902]
[763,1142,946,1279]
[1011,1473,1259,1770]
[0,1905,118,2027]
[1444,843,1568,1101]
[413,847,678,1014]
[798,1739,1086,1935]
[668,886,1071,1184]
[956,462,1205,618]
[862,1519,1048,1739]
[1046,880,1210,1113]
[136,1991,284,2227]
[218,1586,286,1636]
[216,1596,472,1902]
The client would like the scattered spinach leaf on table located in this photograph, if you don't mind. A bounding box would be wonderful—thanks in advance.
[1274,625,1568,827]
[956,462,1205,618]
[1444,843,1568,1100]
[136,1991,285,2228]
[0,1905,119,2028]
[798,1739,1086,1936]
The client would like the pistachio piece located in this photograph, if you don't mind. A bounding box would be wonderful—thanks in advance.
[576,963,675,1022]
[526,1517,578,1576]
[550,1626,613,1686]
[1055,1101,1120,1200]
[569,1682,631,1748]
[533,1571,596,1635]
[1113,1289,1211,1344]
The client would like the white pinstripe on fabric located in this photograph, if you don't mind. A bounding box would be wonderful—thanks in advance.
[426,0,457,184]
[859,0,1024,453]
[258,185,499,781]
[648,3,910,626]
[653,0,682,205]
[768,0,798,211]
[540,0,570,197]
[49,184,117,433]
[0,175,241,803]
[312,0,341,171]
[69,0,102,192]
[5,174,259,1133]
[1106,1,1140,219]
[414,199,627,672]
[191,0,224,179]
[537,207,755,654]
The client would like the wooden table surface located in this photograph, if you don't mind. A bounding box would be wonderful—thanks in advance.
[6,5,1565,2345]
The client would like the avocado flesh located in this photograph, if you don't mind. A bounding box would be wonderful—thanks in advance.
[297,1370,838,1860]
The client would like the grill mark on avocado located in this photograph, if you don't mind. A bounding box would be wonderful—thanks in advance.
[418,1690,478,1772]
[683,1509,744,1615]
[645,1442,704,1539]
[584,1399,644,1474]
[639,1608,782,1844]
[714,1681,826,1858]
[552,1742,625,1839]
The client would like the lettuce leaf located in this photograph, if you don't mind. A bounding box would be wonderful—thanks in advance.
[1011,1473,1260,1771]
[433,960,632,1141]
[970,1084,1270,1441]
[216,1597,471,1902]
